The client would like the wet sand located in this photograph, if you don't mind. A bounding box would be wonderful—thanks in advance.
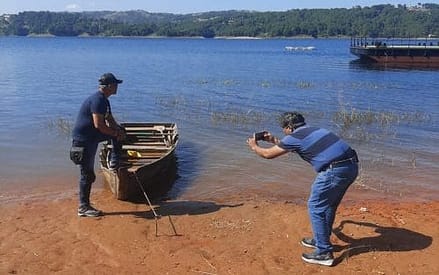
[1,174,438,274]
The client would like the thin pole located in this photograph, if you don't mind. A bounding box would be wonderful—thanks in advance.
[133,171,178,237]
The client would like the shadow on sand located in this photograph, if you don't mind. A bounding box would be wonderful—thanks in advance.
[103,200,244,236]
[332,219,433,266]
[103,200,243,219]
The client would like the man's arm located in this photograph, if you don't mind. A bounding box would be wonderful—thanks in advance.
[105,113,119,129]
[247,137,288,159]
[92,113,120,137]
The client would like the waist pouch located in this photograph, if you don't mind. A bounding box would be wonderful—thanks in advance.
[70,146,84,165]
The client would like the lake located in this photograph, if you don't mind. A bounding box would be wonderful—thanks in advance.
[0,36,438,203]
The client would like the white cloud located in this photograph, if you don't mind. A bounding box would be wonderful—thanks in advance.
[66,4,80,11]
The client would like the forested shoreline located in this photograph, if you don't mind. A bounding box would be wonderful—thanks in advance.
[1,3,438,38]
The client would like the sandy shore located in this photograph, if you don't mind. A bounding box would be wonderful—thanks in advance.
[1,184,438,275]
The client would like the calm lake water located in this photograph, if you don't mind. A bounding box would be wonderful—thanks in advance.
[0,36,438,203]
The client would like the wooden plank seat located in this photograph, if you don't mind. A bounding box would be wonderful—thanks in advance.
[121,155,163,160]
[124,127,176,132]
[106,144,171,150]
[121,159,158,165]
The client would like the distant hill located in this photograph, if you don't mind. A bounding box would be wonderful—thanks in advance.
[1,4,438,38]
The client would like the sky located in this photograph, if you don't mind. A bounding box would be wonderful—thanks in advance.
[0,1,433,15]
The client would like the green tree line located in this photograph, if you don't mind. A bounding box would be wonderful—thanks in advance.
[0,4,438,38]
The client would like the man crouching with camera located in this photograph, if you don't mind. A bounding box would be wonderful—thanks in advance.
[247,111,358,267]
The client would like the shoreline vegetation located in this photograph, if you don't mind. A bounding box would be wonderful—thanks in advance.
[19,33,347,39]
[1,4,438,38]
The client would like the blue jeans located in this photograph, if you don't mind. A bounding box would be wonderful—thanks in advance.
[307,162,358,253]
[108,138,122,165]
[73,140,98,207]
[73,138,121,207]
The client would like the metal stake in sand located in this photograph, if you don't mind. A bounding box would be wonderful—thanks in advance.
[133,170,178,237]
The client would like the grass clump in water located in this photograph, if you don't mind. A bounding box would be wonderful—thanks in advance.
[297,81,313,89]
[333,105,430,142]
[46,117,73,137]
[334,107,430,130]
[211,109,267,126]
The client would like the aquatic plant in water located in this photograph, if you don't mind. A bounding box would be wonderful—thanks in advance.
[46,117,73,138]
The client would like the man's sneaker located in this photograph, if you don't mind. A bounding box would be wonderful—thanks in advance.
[78,205,103,217]
[301,237,317,249]
[301,251,334,266]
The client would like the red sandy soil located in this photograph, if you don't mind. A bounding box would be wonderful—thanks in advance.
[1,186,438,274]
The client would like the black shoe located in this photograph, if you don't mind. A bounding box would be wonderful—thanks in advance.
[78,205,103,217]
[301,237,317,249]
[302,251,334,266]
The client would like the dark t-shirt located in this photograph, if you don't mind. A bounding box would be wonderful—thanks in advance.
[72,91,111,142]
[278,126,353,172]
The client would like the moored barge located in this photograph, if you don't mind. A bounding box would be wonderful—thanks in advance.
[350,37,439,66]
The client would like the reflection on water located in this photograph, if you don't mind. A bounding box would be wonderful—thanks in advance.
[349,59,439,71]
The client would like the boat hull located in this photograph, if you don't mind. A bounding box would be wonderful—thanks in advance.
[350,46,439,66]
[99,122,178,201]
[101,152,177,201]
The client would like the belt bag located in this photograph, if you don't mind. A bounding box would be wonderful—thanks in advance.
[70,146,84,165]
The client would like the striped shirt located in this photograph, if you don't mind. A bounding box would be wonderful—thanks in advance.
[278,126,353,172]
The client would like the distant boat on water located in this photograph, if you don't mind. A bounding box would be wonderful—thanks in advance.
[350,37,439,67]
[284,46,316,51]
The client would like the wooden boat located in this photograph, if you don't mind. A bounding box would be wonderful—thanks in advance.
[99,122,179,201]
[350,37,439,67]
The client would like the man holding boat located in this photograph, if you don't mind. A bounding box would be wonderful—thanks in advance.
[247,111,358,266]
[71,73,126,217]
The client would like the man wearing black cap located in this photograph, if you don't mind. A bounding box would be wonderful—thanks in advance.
[247,111,358,266]
[71,73,125,217]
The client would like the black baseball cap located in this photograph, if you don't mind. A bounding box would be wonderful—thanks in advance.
[99,73,123,85]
